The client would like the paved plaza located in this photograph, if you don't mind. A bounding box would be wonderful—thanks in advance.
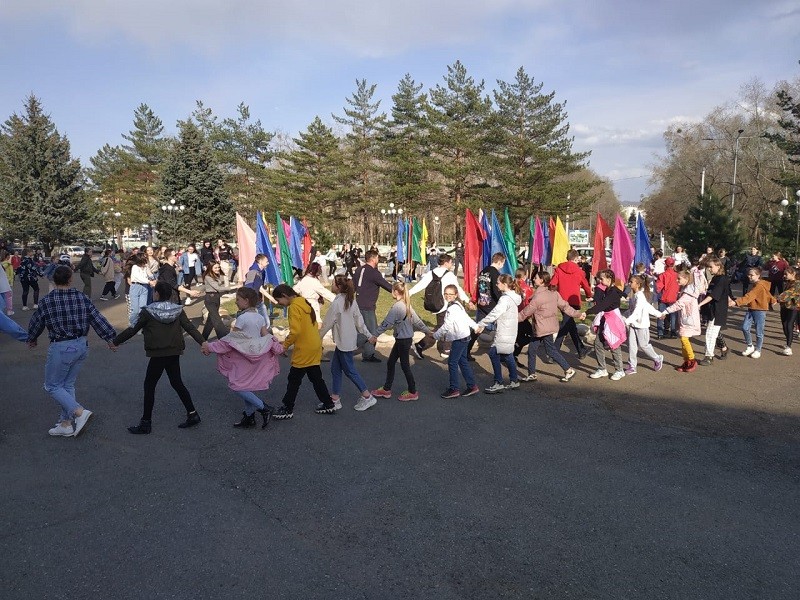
[1,286,799,599]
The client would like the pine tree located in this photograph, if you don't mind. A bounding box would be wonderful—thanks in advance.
[425,61,493,213]
[489,67,592,233]
[765,77,800,189]
[669,193,746,258]
[333,79,387,241]
[158,120,234,244]
[0,95,88,254]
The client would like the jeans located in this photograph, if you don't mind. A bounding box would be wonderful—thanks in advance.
[528,334,570,373]
[657,301,677,336]
[489,346,518,384]
[331,348,367,395]
[435,312,452,355]
[447,336,475,390]
[742,309,766,351]
[236,391,264,415]
[360,309,378,359]
[129,283,150,327]
[256,301,270,328]
[44,338,88,421]
[554,309,586,355]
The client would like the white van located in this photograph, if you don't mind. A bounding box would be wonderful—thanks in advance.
[60,246,84,258]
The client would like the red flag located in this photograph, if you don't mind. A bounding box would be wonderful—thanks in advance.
[548,217,556,253]
[464,209,486,301]
[302,218,312,269]
[591,213,612,276]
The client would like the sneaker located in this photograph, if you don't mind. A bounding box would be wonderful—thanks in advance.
[128,419,152,434]
[610,370,625,381]
[315,403,336,415]
[272,406,293,420]
[32,304,38,309]
[99,296,109,301]
[331,398,342,410]
[440,388,461,399]
[623,366,637,375]
[521,373,538,382]
[750,350,761,359]
[560,368,576,382]
[354,395,377,411]
[371,387,392,399]
[22,306,29,311]
[684,359,698,372]
[48,422,76,437]
[440,352,450,359]
[653,355,664,372]
[718,346,729,360]
[742,345,755,357]
[506,381,520,390]
[233,411,256,428]
[782,346,793,356]
[113,295,121,300]
[362,355,382,363]
[699,356,713,366]
[484,382,506,394]
[177,412,201,428]
[589,369,608,379]
[72,409,93,436]
[6,311,13,316]
[461,385,480,397]
[411,342,424,360]
[398,391,419,402]
[184,297,193,305]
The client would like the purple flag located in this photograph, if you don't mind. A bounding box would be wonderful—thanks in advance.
[611,214,635,282]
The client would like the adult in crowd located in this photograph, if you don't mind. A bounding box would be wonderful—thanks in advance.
[157,250,202,305]
[293,262,336,326]
[201,261,231,340]
[127,253,155,327]
[672,246,689,268]
[17,248,43,311]
[27,265,117,437]
[467,252,506,361]
[216,239,234,286]
[325,246,339,278]
[179,243,201,290]
[98,249,119,300]
[200,240,216,268]
[453,242,465,277]
[74,247,98,297]
[737,247,763,296]
[766,251,789,296]
[552,249,592,359]
[354,249,393,362]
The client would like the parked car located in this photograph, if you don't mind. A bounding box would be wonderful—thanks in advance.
[60,246,85,258]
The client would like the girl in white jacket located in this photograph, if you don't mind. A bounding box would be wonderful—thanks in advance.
[319,275,377,411]
[475,274,522,394]
[623,274,664,374]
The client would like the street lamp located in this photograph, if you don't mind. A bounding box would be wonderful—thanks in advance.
[433,216,440,246]
[780,189,800,261]
[160,198,185,242]
[702,129,754,210]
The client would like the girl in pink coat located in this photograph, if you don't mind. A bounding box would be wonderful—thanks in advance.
[202,287,284,429]
[659,269,701,372]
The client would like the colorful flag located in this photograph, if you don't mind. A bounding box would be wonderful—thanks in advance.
[502,207,518,273]
[527,217,535,264]
[611,214,635,282]
[532,217,544,265]
[490,210,514,275]
[301,219,312,269]
[592,213,612,276]
[551,216,570,265]
[541,218,552,266]
[235,213,256,286]
[464,209,485,301]
[289,216,306,271]
[411,217,423,263]
[480,210,492,270]
[276,213,295,284]
[256,211,280,285]
[396,218,407,264]
[420,218,429,266]
[634,214,654,273]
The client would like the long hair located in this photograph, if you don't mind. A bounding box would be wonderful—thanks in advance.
[629,274,651,301]
[334,274,355,310]
[392,280,412,319]
[273,283,316,324]
[497,273,521,295]
[203,260,221,282]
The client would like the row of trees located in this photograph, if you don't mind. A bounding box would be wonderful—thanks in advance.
[0,62,620,253]
[643,70,800,258]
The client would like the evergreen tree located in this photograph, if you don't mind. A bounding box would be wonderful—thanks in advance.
[489,67,592,233]
[765,76,800,189]
[158,120,234,244]
[381,74,436,214]
[333,79,387,240]
[425,61,493,212]
[669,193,746,259]
[0,95,87,253]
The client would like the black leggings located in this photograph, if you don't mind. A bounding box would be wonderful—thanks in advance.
[281,365,332,411]
[781,306,798,347]
[384,337,415,393]
[514,320,534,357]
[184,267,197,288]
[101,281,117,297]
[202,294,229,340]
[142,355,196,421]
[21,280,39,306]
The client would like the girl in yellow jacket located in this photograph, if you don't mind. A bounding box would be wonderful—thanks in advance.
[270,284,336,420]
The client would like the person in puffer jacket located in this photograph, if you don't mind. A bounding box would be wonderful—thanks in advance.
[475,274,522,394]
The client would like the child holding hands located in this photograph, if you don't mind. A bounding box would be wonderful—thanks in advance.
[433,284,480,398]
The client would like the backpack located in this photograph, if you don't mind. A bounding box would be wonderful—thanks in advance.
[423,271,445,312]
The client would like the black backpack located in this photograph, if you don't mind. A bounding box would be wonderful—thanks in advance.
[423,271,445,312]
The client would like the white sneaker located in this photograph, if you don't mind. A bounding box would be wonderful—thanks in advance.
[32,304,38,309]
[72,410,93,436]
[184,297,193,305]
[610,370,625,381]
[48,422,75,437]
[21,306,29,311]
[750,351,761,359]
[506,381,520,390]
[484,382,506,394]
[782,346,793,356]
[332,398,342,410]
[589,369,609,379]
[354,395,377,411]
[742,345,755,357]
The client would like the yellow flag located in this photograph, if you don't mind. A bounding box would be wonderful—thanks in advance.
[420,218,429,266]
[551,216,570,265]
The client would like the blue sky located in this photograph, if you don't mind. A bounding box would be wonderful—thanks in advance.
[1,0,798,205]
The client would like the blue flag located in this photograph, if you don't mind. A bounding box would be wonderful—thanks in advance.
[255,211,281,285]
[541,218,551,266]
[490,210,514,275]
[634,214,654,274]
[480,210,492,270]
[396,217,406,263]
[289,216,306,270]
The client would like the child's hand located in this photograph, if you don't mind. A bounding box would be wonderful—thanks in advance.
[107,342,118,352]
[201,342,210,355]
[368,336,377,345]
[474,325,484,335]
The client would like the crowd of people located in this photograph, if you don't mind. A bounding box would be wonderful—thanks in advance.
[1,236,798,439]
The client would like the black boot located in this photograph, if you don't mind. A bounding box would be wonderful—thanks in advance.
[257,405,273,429]
[128,419,152,434]
[177,411,201,429]
[233,411,256,428]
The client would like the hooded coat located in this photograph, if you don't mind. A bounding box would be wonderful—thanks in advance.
[114,301,204,357]
[551,261,593,307]
[283,296,323,367]
[477,291,522,353]
[206,331,284,391]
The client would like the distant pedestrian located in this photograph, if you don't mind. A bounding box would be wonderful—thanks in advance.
[74,248,98,297]
[17,249,42,310]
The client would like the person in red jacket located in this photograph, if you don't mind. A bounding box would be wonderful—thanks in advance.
[552,249,592,358]
[656,257,679,338]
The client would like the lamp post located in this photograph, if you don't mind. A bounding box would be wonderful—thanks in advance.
[565,194,571,239]
[780,189,800,261]
[702,129,755,210]
[160,199,185,243]
[433,216,440,246]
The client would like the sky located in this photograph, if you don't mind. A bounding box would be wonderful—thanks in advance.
[1,0,798,207]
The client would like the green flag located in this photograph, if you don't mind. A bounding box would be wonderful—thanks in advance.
[503,207,518,272]
[411,217,423,263]
[527,216,535,264]
[276,212,294,284]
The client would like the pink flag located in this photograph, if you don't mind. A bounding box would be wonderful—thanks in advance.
[610,214,635,283]
[532,217,544,264]
[235,213,256,285]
